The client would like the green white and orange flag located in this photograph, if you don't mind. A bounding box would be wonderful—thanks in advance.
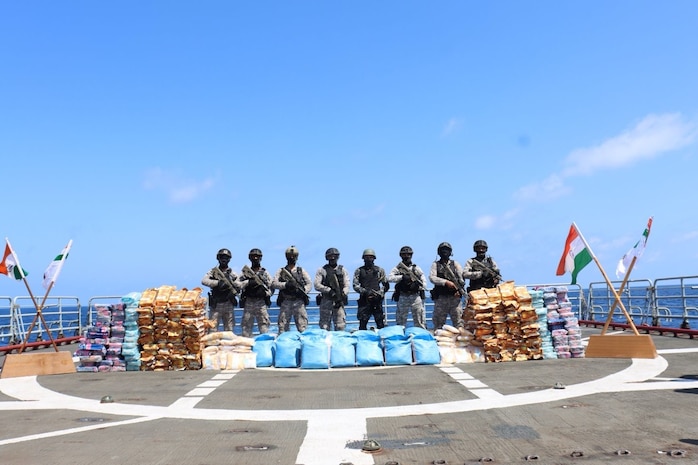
[42,240,73,289]
[616,217,653,279]
[556,223,593,285]
[0,238,28,280]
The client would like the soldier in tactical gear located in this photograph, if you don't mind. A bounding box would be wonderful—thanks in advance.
[201,248,241,333]
[463,240,501,291]
[388,245,428,329]
[353,249,390,330]
[429,242,465,329]
[271,246,312,333]
[314,247,351,331]
[237,248,274,337]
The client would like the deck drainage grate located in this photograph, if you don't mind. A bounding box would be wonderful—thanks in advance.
[76,417,107,423]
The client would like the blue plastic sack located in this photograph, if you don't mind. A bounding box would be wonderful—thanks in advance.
[274,338,301,368]
[356,331,384,366]
[300,336,330,369]
[384,336,413,365]
[378,325,405,340]
[253,333,276,367]
[330,332,357,368]
[405,326,434,339]
[412,338,441,365]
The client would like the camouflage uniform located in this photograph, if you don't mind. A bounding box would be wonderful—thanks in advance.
[388,263,427,329]
[314,264,351,331]
[237,267,273,337]
[271,265,312,333]
[202,266,240,332]
[429,259,465,329]
[353,263,389,330]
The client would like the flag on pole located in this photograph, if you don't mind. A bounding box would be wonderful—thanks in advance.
[616,217,653,279]
[42,240,73,289]
[556,223,593,285]
[0,239,28,280]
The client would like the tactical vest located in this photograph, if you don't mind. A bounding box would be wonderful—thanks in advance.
[279,267,307,300]
[209,268,236,303]
[432,260,460,298]
[321,264,345,290]
[395,263,417,293]
[358,266,382,291]
[243,268,268,299]
[468,256,497,290]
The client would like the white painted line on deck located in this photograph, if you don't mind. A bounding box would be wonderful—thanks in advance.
[185,387,216,396]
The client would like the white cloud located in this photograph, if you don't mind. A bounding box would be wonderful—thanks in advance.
[562,113,697,177]
[441,118,461,137]
[143,167,216,203]
[475,215,496,230]
[514,113,697,202]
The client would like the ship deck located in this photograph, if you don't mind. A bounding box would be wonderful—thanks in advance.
[1,327,697,465]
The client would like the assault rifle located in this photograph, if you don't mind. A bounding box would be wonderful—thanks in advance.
[441,261,466,297]
[210,267,239,307]
[396,262,426,290]
[323,265,347,308]
[470,259,502,283]
[241,265,270,294]
[280,267,310,301]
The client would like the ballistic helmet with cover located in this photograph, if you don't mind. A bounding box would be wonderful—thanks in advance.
[285,246,299,258]
[325,247,340,258]
[249,248,263,257]
[399,246,413,255]
[437,242,452,253]
[217,248,232,259]
[362,248,376,258]
[473,240,488,251]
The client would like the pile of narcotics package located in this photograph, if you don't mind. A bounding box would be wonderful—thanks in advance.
[76,303,126,372]
[136,286,208,370]
[463,281,544,362]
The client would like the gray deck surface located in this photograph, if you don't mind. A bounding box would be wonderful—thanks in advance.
[1,327,697,465]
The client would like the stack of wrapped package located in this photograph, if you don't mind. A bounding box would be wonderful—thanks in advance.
[201,331,256,370]
[530,289,557,359]
[76,303,127,372]
[121,292,142,370]
[463,281,543,362]
[434,324,484,364]
[138,286,208,371]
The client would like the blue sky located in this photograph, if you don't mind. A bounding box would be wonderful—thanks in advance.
[2,1,697,304]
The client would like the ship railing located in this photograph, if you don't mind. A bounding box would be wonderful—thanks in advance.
[0,297,14,345]
[8,296,82,343]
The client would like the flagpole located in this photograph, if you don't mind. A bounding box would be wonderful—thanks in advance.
[601,256,637,335]
[572,223,640,336]
[4,239,60,353]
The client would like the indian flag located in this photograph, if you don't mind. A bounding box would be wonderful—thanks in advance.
[616,217,653,279]
[42,240,73,289]
[556,224,593,285]
[0,240,28,280]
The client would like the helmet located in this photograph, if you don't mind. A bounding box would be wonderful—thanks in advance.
[248,248,262,257]
[285,246,299,257]
[362,248,376,258]
[437,241,452,253]
[216,248,232,258]
[399,246,413,255]
[325,247,340,258]
[473,240,488,251]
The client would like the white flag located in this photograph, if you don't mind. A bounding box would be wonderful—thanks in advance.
[616,218,652,279]
[43,240,73,289]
